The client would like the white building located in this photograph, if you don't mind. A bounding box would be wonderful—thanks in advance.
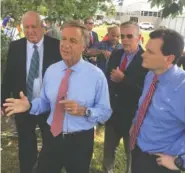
[115,1,161,25]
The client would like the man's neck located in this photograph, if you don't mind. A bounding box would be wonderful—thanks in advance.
[152,64,173,76]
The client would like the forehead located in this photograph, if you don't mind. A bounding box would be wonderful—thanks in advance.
[23,16,38,26]
[62,27,83,38]
[120,26,137,34]
[146,38,163,52]
[109,28,120,35]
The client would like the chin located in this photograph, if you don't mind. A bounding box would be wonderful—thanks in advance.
[142,62,148,68]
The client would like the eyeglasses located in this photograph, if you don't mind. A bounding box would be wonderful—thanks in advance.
[121,34,135,39]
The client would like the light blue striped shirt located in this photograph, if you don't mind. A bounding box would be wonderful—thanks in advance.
[30,58,112,133]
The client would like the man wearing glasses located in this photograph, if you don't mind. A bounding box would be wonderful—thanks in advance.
[104,21,148,173]
[83,17,99,64]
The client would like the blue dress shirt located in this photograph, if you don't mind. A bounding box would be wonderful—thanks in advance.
[120,47,139,68]
[30,59,112,133]
[133,65,185,156]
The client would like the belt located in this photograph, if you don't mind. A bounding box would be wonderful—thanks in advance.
[61,128,93,138]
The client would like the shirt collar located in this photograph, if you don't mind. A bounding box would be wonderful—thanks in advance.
[156,65,178,84]
[27,36,44,49]
[60,58,85,72]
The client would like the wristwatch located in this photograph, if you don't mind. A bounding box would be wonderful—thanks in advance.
[85,108,92,117]
[174,155,185,171]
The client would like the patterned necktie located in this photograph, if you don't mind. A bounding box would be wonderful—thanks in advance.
[26,44,40,101]
[50,68,72,137]
[130,75,158,151]
[120,55,128,71]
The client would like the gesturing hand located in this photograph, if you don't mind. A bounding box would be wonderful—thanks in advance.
[111,67,125,83]
[59,100,86,116]
[3,91,30,116]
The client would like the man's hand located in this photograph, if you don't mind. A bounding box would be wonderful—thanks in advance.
[154,153,179,170]
[102,50,111,59]
[111,67,125,83]
[1,107,5,116]
[59,100,86,116]
[3,91,30,117]
[129,124,134,136]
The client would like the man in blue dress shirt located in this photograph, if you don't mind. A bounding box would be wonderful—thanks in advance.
[130,29,185,173]
[3,20,112,173]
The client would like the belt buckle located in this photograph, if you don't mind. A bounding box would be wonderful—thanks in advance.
[62,132,68,138]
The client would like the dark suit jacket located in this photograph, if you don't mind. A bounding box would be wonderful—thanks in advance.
[1,35,61,104]
[89,31,99,48]
[106,47,148,136]
[177,56,185,70]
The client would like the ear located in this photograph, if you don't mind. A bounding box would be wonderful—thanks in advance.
[137,34,141,41]
[82,45,86,52]
[166,54,175,64]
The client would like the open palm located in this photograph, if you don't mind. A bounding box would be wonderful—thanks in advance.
[3,91,30,116]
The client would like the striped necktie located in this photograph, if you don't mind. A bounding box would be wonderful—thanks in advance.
[26,44,40,101]
[130,75,158,151]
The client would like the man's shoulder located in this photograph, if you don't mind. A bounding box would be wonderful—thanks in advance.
[44,35,60,44]
[10,37,26,47]
[83,60,106,78]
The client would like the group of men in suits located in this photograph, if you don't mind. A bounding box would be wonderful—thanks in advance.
[2,10,185,173]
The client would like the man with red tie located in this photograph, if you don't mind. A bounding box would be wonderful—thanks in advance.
[129,29,185,173]
[83,17,99,64]
[84,17,99,48]
[3,20,112,173]
[104,21,148,173]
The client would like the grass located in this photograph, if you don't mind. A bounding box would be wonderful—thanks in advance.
[1,118,125,173]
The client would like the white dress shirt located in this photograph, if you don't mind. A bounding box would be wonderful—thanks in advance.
[26,37,44,99]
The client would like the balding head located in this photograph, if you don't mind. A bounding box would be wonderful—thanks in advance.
[107,26,120,45]
[22,11,44,43]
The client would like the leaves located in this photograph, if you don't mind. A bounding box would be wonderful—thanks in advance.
[148,0,185,18]
[1,0,112,22]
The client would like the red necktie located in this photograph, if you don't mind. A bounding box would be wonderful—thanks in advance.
[130,75,158,151]
[50,68,72,137]
[120,55,128,71]
[90,33,93,44]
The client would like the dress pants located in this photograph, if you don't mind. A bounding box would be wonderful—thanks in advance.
[103,124,131,173]
[15,112,51,173]
[36,128,94,173]
[131,145,181,173]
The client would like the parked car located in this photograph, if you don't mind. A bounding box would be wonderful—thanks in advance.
[139,22,154,30]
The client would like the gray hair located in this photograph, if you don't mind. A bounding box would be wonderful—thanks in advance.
[61,20,90,47]
[120,21,141,35]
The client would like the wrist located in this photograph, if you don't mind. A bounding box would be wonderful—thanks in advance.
[28,102,32,112]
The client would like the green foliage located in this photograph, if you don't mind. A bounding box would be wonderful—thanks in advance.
[1,0,112,22]
[1,31,11,80]
[149,0,185,18]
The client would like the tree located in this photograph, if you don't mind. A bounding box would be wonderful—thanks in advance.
[148,0,185,18]
[1,0,113,22]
